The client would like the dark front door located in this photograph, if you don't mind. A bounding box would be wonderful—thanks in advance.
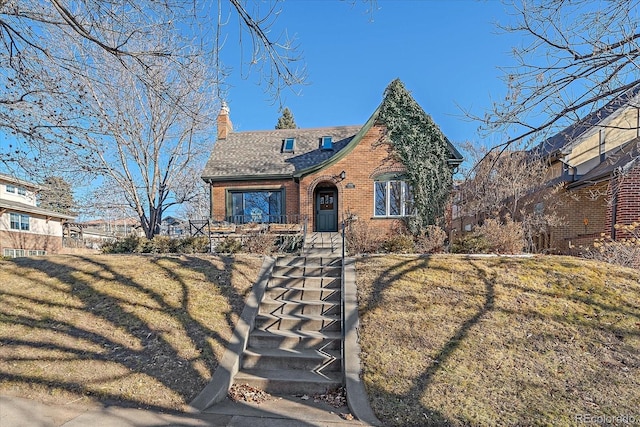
[316,189,337,232]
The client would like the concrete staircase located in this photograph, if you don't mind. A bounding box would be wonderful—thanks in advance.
[232,253,344,394]
[303,232,343,256]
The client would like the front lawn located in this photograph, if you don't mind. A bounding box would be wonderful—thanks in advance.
[356,255,640,426]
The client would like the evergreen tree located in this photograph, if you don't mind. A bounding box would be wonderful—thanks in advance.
[38,176,77,216]
[275,107,297,129]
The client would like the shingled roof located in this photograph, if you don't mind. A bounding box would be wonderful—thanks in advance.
[535,84,640,157]
[201,125,362,181]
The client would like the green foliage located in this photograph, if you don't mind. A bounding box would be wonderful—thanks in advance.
[215,236,242,254]
[38,176,77,216]
[275,107,297,129]
[101,235,210,254]
[377,79,454,232]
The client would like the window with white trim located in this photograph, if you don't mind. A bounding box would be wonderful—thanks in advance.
[4,248,26,258]
[321,136,333,151]
[374,180,414,217]
[10,213,30,231]
[282,138,295,153]
[6,184,16,193]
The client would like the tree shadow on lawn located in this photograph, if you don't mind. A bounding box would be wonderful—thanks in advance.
[0,254,256,412]
[358,256,496,426]
[360,256,640,426]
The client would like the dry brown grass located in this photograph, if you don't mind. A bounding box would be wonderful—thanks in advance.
[356,254,640,426]
[0,254,263,411]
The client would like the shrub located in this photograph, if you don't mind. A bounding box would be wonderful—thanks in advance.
[101,234,210,254]
[243,232,275,254]
[176,236,210,253]
[451,217,524,254]
[476,217,524,254]
[581,221,640,268]
[150,235,172,253]
[102,234,144,253]
[382,234,415,254]
[345,220,383,254]
[415,225,447,253]
[450,233,491,254]
[215,236,242,254]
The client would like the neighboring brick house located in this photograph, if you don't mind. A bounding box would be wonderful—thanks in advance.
[0,173,75,257]
[531,86,640,252]
[201,86,463,235]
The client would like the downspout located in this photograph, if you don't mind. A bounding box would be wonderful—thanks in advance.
[610,168,621,240]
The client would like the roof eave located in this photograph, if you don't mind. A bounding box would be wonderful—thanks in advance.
[202,173,294,183]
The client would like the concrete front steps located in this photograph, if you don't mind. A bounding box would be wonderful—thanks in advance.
[303,232,343,256]
[233,255,344,395]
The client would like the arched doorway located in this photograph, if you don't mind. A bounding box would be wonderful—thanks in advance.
[314,184,338,232]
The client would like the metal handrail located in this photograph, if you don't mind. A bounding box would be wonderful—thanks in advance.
[340,212,347,379]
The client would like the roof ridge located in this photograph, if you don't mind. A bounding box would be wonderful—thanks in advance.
[229,124,363,134]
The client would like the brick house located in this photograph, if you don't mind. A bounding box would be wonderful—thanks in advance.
[0,173,75,257]
[201,84,463,235]
[529,86,640,252]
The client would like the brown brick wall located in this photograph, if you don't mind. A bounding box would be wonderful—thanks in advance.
[550,182,610,252]
[209,179,299,221]
[606,162,640,239]
[300,124,406,235]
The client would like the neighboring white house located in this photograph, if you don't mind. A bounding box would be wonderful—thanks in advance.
[0,173,75,257]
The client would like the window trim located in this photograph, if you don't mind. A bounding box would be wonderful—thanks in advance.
[282,138,296,153]
[9,213,30,231]
[225,188,286,224]
[6,184,15,193]
[373,180,415,218]
[320,136,333,151]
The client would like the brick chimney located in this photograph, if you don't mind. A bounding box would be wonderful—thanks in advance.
[217,102,233,139]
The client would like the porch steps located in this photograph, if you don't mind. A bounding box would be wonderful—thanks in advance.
[303,232,343,256]
[233,254,344,395]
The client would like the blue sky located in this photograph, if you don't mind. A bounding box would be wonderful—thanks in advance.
[221,0,517,147]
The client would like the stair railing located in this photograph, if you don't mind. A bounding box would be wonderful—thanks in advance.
[340,213,346,377]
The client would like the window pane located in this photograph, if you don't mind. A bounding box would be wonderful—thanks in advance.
[375,182,387,216]
[6,185,15,193]
[17,187,26,195]
[10,213,19,230]
[230,191,282,223]
[404,182,415,216]
[20,214,30,230]
[389,181,402,216]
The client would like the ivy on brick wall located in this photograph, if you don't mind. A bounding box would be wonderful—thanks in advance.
[378,79,454,232]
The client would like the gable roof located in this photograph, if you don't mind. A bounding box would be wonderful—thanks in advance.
[202,106,464,183]
[536,84,640,158]
[201,125,361,182]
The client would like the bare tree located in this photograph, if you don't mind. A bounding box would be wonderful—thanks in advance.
[456,143,564,251]
[0,0,376,237]
[477,0,640,151]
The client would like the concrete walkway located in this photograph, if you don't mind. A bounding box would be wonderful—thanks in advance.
[0,394,368,426]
